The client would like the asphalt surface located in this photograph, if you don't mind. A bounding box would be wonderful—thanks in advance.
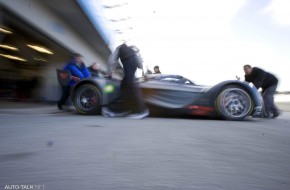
[0,107,290,190]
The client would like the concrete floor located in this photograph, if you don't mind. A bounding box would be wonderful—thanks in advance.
[0,109,290,190]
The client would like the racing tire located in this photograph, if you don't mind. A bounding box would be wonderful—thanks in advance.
[215,85,253,120]
[72,84,101,115]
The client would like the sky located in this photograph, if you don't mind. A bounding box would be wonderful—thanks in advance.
[100,0,290,91]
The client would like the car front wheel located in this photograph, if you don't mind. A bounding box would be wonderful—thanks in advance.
[72,84,101,115]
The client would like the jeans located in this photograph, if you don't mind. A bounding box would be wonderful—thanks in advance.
[262,85,279,116]
[57,85,71,106]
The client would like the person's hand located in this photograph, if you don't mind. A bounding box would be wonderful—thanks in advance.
[105,74,112,79]
[105,72,112,79]
[72,76,80,81]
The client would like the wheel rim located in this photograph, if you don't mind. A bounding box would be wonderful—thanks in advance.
[76,87,98,111]
[219,88,252,118]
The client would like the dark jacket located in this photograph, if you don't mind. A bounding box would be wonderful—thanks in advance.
[108,44,143,73]
[119,44,136,62]
[63,59,91,86]
[245,67,278,89]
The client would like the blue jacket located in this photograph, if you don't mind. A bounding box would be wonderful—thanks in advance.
[63,59,91,86]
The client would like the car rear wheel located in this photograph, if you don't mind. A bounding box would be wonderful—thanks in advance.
[215,86,253,120]
[72,84,101,115]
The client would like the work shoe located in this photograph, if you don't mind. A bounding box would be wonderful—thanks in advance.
[101,107,115,117]
[56,103,63,110]
[101,107,130,118]
[262,113,272,119]
[126,109,149,119]
[272,112,280,119]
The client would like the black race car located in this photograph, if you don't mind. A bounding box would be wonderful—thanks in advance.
[70,74,263,120]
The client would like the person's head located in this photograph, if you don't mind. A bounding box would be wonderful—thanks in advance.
[92,62,101,70]
[243,65,252,75]
[72,53,83,64]
[154,66,160,73]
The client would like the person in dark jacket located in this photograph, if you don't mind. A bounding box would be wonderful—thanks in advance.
[57,53,91,110]
[243,65,279,118]
[153,66,161,74]
[102,43,149,119]
[88,62,106,77]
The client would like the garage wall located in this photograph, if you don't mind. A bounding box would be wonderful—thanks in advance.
[0,0,106,65]
[0,0,111,102]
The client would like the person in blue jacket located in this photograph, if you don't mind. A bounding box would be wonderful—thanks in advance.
[57,53,91,110]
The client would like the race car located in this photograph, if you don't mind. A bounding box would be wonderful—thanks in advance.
[70,74,263,120]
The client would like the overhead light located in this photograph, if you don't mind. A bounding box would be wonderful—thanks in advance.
[27,44,54,54]
[33,57,48,62]
[0,54,27,61]
[0,44,18,51]
[0,27,13,34]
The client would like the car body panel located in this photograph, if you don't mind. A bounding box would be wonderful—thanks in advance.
[71,74,263,118]
[140,80,209,109]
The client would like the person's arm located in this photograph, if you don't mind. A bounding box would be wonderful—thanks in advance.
[252,68,266,89]
[99,70,107,76]
[70,65,85,79]
[135,53,143,70]
[244,74,252,83]
[107,46,121,77]
[82,65,91,78]
[135,54,144,76]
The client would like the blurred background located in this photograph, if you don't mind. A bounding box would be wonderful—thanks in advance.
[0,0,289,104]
[0,0,113,103]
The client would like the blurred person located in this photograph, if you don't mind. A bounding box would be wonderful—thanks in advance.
[243,65,279,118]
[153,66,161,74]
[88,62,106,77]
[146,66,153,75]
[57,53,91,110]
[102,43,149,119]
